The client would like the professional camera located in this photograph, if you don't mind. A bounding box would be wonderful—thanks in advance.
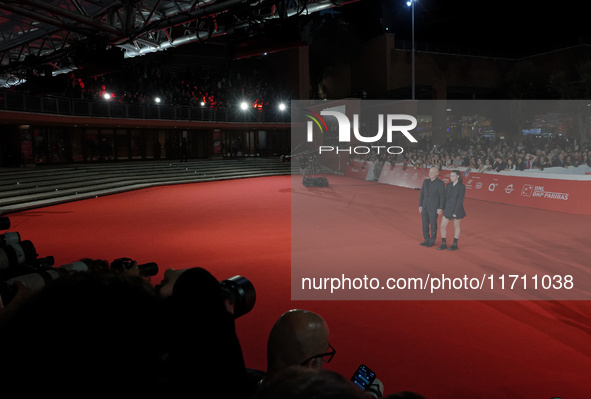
[0,217,58,307]
[154,271,256,318]
[221,275,256,318]
[0,261,61,307]
[1,217,39,273]
[0,231,20,246]
[110,257,159,277]
[0,239,39,272]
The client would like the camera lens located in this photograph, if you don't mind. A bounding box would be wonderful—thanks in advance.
[0,232,21,247]
[0,269,62,307]
[0,240,38,272]
[137,262,158,277]
[110,258,134,273]
[220,275,256,319]
[59,261,89,272]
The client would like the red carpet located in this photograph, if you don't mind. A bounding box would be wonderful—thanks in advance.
[4,175,591,399]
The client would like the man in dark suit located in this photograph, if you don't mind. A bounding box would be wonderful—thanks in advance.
[418,166,445,247]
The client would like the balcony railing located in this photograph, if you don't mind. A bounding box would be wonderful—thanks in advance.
[0,89,291,123]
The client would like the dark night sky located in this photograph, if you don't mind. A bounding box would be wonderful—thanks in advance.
[338,0,590,56]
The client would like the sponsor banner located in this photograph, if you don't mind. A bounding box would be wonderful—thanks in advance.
[344,160,372,180]
[456,170,578,213]
[378,162,425,189]
[377,163,591,215]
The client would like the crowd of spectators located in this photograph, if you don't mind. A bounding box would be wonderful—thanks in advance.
[62,57,289,111]
[349,133,591,174]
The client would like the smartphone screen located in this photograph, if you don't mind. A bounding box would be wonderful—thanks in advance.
[351,364,376,391]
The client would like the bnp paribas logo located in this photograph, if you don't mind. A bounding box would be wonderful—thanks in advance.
[304,108,418,155]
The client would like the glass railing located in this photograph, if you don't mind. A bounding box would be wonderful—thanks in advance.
[0,89,292,123]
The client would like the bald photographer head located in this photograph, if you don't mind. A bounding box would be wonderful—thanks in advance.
[265,309,333,380]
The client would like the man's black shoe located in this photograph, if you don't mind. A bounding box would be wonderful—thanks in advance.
[425,242,435,247]
[419,241,428,246]
[448,243,458,251]
[437,243,447,250]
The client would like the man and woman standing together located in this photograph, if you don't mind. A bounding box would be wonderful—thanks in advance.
[418,167,466,251]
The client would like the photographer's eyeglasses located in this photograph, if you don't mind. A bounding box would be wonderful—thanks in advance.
[301,343,336,365]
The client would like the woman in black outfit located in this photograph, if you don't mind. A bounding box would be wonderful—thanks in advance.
[438,170,467,251]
